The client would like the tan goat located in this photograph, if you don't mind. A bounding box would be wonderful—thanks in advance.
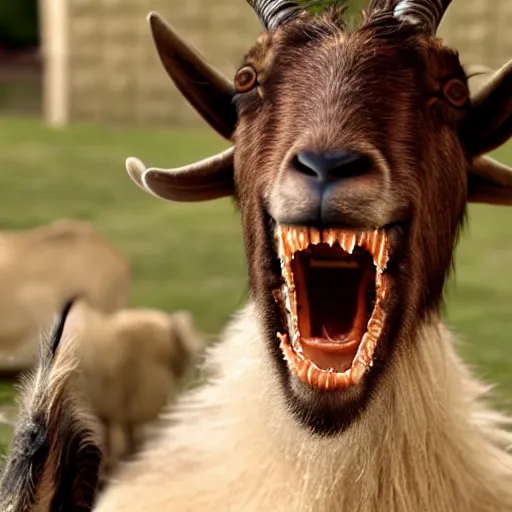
[1,1,512,511]
[68,300,205,475]
[0,218,130,374]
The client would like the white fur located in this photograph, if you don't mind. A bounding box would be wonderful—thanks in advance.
[95,303,512,512]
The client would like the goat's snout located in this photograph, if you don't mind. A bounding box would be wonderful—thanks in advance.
[291,150,371,182]
[270,147,387,228]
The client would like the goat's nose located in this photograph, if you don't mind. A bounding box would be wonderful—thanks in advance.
[292,150,371,182]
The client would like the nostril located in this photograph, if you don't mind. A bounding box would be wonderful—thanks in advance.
[329,154,372,179]
[291,150,372,181]
[291,154,318,177]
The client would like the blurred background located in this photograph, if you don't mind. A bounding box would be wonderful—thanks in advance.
[0,0,510,456]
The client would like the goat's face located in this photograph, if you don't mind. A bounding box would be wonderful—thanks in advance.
[128,1,512,434]
[235,9,471,431]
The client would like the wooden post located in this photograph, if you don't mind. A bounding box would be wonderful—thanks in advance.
[39,0,69,126]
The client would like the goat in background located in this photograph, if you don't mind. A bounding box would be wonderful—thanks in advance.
[69,300,205,477]
[0,218,130,375]
[1,1,512,511]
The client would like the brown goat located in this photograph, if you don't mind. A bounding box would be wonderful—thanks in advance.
[2,1,512,511]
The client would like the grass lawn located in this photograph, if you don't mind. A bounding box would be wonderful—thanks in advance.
[0,117,510,456]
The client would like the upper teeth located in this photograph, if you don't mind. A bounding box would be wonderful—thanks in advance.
[276,226,389,272]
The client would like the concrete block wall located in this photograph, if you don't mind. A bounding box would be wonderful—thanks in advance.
[61,0,510,127]
[67,0,261,126]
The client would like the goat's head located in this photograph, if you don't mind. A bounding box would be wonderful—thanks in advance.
[129,0,512,434]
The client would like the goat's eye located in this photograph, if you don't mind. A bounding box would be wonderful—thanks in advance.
[235,66,258,93]
[442,78,468,108]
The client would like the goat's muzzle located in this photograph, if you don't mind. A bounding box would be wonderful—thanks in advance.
[269,147,392,228]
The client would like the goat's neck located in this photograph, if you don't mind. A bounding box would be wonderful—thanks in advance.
[203,305,512,511]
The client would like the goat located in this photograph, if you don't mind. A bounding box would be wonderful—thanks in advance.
[0,218,131,375]
[68,300,205,476]
[1,1,512,511]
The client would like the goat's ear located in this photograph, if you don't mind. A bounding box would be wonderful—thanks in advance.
[468,156,512,205]
[148,12,237,141]
[466,60,512,156]
[126,147,235,202]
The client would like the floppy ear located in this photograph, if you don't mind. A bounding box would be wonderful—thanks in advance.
[148,12,237,140]
[126,147,235,202]
[466,60,512,156]
[467,156,512,205]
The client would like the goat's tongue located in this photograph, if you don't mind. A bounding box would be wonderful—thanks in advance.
[301,338,359,372]
[299,263,372,373]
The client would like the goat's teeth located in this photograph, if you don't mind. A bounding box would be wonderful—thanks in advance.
[322,228,335,246]
[368,316,383,340]
[379,284,387,301]
[371,231,386,269]
[314,369,332,391]
[306,364,315,386]
[376,271,383,291]
[348,232,357,254]
[298,361,308,381]
[290,232,299,253]
[278,234,286,259]
[351,360,367,385]
[300,228,310,250]
[286,229,294,251]
[309,227,321,245]
[298,230,304,250]
[377,233,388,270]
[339,231,356,254]
[371,229,379,255]
[338,231,347,251]
[332,370,351,388]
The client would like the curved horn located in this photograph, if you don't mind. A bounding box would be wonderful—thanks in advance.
[246,0,303,30]
[393,1,452,34]
[465,62,512,205]
[147,12,237,140]
[467,60,512,155]
[126,148,235,203]
[468,156,512,206]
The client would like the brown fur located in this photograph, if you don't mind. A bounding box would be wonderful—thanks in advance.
[68,301,205,474]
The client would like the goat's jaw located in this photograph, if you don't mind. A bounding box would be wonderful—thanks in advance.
[273,225,389,392]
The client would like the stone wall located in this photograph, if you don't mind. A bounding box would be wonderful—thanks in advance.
[64,0,510,127]
[67,0,261,127]
[439,0,512,70]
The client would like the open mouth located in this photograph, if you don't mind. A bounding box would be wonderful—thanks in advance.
[273,226,389,392]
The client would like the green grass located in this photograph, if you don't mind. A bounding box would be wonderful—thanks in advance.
[0,117,510,456]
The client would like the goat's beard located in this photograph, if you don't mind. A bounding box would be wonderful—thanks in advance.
[272,225,390,392]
